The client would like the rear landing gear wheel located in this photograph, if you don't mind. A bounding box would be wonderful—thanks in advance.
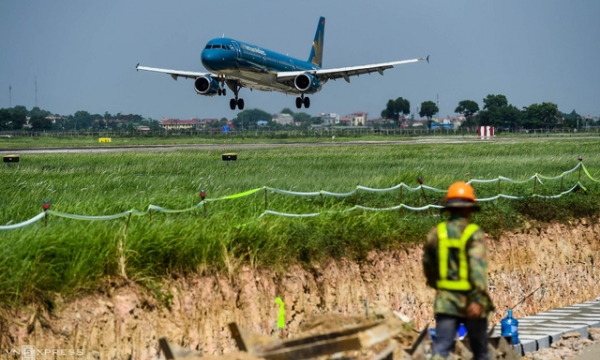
[295,97,302,109]
[303,97,310,108]
[229,98,245,110]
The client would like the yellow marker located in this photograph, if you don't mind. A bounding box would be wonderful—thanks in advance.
[99,138,111,143]
[275,297,285,329]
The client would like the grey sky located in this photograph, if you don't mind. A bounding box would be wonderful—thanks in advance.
[1,0,598,120]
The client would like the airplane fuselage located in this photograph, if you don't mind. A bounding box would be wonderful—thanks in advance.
[200,38,325,95]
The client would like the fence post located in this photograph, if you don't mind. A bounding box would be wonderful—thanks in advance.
[399,185,403,217]
[320,188,324,208]
[497,177,501,198]
[355,183,359,206]
[120,212,132,279]
[264,187,268,211]
[43,200,50,228]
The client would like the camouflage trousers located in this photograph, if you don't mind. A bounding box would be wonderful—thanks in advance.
[432,314,489,360]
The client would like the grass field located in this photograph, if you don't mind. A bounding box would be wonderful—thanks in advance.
[1,138,600,307]
[0,129,598,149]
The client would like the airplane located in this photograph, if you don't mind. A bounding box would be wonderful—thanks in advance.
[136,17,428,111]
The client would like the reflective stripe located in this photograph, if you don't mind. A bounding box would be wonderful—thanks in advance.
[436,222,479,291]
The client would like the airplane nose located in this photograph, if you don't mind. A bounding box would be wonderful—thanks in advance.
[201,50,216,70]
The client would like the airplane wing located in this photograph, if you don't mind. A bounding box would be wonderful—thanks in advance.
[136,64,215,81]
[276,56,428,83]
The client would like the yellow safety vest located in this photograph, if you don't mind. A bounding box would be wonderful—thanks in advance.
[436,222,479,291]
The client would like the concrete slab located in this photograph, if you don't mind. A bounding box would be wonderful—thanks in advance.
[544,322,588,337]
[520,339,537,354]
[516,330,561,343]
[513,343,523,356]
[557,319,599,326]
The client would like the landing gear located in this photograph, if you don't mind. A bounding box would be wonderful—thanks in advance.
[218,88,227,96]
[229,98,244,110]
[226,81,244,110]
[296,94,310,109]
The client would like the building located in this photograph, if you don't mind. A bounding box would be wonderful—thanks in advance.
[351,112,368,126]
[340,116,352,125]
[45,115,66,124]
[272,113,293,126]
[160,118,201,130]
[316,113,340,125]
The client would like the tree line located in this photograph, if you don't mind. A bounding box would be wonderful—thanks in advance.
[382,94,594,130]
[0,106,324,132]
[1,97,594,133]
[0,106,159,132]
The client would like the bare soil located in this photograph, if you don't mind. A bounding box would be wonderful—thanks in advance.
[1,220,599,359]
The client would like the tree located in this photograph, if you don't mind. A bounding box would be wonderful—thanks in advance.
[500,105,522,131]
[73,110,92,130]
[522,102,558,130]
[29,106,51,118]
[293,112,312,124]
[11,108,27,130]
[483,94,508,110]
[419,100,439,129]
[477,94,522,130]
[232,109,272,129]
[455,100,480,118]
[0,109,11,130]
[29,114,53,131]
[280,108,295,116]
[381,97,410,125]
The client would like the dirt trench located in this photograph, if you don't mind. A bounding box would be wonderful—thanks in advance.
[1,220,599,359]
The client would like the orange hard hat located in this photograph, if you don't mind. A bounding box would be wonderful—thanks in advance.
[445,181,479,209]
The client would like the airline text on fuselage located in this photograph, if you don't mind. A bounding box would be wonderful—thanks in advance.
[241,44,266,56]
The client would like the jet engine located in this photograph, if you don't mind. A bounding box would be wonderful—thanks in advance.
[294,73,321,94]
[194,76,219,96]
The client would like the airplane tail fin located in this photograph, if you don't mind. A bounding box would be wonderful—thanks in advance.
[308,17,325,68]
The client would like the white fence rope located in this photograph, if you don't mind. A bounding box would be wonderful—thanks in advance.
[0,161,590,230]
[0,212,46,230]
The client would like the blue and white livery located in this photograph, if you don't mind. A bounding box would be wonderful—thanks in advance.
[136,17,428,110]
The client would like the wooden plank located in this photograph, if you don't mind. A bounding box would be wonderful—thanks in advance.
[159,338,175,360]
[370,342,397,360]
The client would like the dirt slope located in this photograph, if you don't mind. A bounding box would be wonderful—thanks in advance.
[1,220,598,359]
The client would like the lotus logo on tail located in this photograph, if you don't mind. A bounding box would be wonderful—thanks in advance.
[309,17,325,67]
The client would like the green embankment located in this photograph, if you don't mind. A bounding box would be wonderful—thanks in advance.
[1,140,599,307]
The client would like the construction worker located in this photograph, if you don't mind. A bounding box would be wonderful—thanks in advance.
[423,181,495,360]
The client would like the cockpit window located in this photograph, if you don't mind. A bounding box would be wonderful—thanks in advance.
[205,45,211,49]
[213,45,221,49]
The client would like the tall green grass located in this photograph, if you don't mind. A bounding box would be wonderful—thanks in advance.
[1,139,599,307]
